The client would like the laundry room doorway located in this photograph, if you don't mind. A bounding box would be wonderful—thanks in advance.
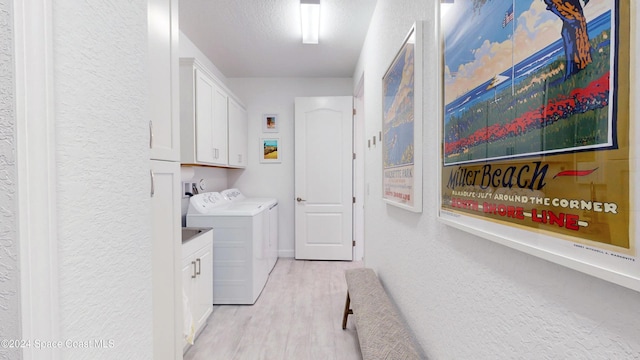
[294,96,354,260]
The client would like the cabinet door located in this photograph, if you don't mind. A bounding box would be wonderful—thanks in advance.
[228,97,248,167]
[194,69,216,164]
[193,245,213,331]
[148,0,179,161]
[211,85,229,165]
[181,258,196,350]
[150,160,181,360]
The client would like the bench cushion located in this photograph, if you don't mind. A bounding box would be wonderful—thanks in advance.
[345,268,424,360]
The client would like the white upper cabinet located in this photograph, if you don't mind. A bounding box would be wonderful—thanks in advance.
[211,81,229,165]
[228,97,248,168]
[180,58,247,168]
[148,0,180,161]
[193,68,216,164]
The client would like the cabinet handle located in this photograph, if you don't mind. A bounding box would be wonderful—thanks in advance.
[191,260,197,278]
[196,258,201,275]
[150,170,155,197]
[149,120,153,149]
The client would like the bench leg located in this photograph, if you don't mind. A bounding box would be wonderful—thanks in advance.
[342,291,353,330]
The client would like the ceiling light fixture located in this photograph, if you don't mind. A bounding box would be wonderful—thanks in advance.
[300,0,320,44]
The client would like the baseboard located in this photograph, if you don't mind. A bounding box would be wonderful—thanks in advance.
[278,249,294,258]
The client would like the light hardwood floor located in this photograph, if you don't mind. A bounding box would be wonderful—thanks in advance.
[184,258,363,360]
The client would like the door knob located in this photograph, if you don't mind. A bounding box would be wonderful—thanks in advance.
[296,197,306,202]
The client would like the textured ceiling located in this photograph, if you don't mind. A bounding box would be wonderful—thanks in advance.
[179,0,377,78]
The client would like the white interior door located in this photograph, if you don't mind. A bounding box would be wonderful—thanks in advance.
[294,96,353,260]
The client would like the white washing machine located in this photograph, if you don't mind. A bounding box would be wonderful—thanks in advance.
[186,192,270,305]
[221,189,278,273]
[221,188,277,208]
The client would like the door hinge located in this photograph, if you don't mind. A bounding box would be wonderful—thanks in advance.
[352,240,356,247]
[353,197,356,204]
[353,108,356,116]
[353,153,356,160]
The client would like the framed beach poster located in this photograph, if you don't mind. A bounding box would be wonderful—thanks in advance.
[260,137,281,163]
[438,0,640,291]
[382,22,423,213]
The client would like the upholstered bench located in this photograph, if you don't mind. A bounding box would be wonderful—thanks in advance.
[342,268,425,360]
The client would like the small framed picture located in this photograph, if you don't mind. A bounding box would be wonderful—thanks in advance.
[260,137,281,163]
[262,114,278,133]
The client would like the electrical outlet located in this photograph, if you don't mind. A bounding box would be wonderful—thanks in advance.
[182,182,194,198]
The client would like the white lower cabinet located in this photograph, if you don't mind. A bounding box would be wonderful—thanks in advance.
[182,228,213,352]
[150,160,181,360]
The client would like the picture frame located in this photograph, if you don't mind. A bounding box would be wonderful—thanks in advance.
[438,0,639,292]
[262,113,279,133]
[260,137,281,163]
[381,22,423,213]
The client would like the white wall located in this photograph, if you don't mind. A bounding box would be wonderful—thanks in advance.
[0,1,19,359]
[226,78,353,257]
[52,2,152,358]
[354,1,640,359]
[179,31,228,86]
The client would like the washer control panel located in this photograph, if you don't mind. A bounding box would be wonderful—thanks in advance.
[189,192,229,213]
[221,188,245,201]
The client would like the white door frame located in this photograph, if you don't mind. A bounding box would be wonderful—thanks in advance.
[353,75,365,261]
[14,1,61,358]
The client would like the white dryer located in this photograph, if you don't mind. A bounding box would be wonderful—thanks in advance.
[221,189,278,273]
[186,192,270,305]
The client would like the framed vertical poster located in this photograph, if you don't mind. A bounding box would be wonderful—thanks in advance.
[262,113,278,133]
[382,22,423,212]
[438,1,640,291]
[260,137,281,163]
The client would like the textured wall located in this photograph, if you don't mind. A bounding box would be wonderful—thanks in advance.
[52,1,152,359]
[226,77,353,258]
[0,1,20,359]
[354,1,640,359]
